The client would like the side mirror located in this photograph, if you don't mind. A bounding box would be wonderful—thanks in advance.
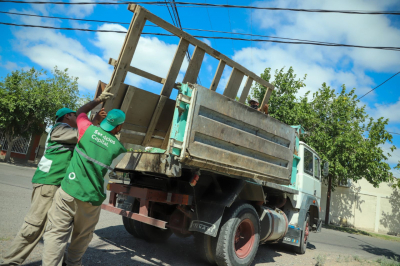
[322,161,329,177]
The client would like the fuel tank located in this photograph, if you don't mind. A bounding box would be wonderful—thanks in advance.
[259,207,289,243]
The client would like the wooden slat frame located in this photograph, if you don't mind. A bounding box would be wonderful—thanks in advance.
[239,77,253,104]
[210,60,226,91]
[104,4,146,111]
[260,88,273,114]
[223,67,245,99]
[142,95,168,146]
[161,38,189,97]
[182,46,205,84]
[129,4,274,92]
[109,58,165,84]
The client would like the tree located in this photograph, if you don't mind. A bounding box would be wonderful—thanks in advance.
[303,84,396,224]
[0,67,79,162]
[250,66,308,125]
[252,67,398,224]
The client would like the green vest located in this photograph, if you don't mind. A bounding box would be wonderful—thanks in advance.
[61,125,126,206]
[32,123,76,186]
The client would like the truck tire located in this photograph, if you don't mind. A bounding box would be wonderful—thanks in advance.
[194,232,217,265]
[215,203,260,266]
[293,214,309,254]
[122,198,141,238]
[133,202,173,242]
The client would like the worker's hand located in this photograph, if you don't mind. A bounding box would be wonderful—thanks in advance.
[98,85,114,102]
[92,108,107,126]
[98,92,114,102]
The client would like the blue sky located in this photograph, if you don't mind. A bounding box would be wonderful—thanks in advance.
[0,0,400,177]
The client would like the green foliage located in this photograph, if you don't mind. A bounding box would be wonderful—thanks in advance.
[0,67,79,159]
[251,66,398,189]
[250,67,308,125]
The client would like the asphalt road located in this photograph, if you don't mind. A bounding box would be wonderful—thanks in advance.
[0,163,399,266]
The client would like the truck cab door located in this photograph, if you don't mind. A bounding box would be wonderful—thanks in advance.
[313,156,321,202]
[300,148,315,197]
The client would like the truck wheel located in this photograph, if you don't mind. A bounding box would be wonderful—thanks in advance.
[122,198,141,238]
[294,214,309,254]
[215,203,260,266]
[194,232,217,265]
[133,202,173,242]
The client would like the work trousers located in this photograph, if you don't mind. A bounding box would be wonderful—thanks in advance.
[1,184,59,266]
[42,188,101,266]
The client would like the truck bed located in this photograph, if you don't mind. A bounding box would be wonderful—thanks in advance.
[116,84,295,185]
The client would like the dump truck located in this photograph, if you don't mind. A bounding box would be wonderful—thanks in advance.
[98,4,328,266]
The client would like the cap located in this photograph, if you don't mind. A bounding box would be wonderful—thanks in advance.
[248,98,259,104]
[100,109,126,132]
[56,108,76,120]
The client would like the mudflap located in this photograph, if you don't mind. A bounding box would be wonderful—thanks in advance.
[189,178,246,237]
[280,225,302,247]
[189,201,225,237]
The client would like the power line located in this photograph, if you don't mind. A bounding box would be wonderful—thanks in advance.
[357,71,400,100]
[389,131,400,136]
[204,0,217,49]
[3,10,400,51]
[226,0,235,53]
[0,11,400,51]
[1,0,399,15]
[2,21,400,52]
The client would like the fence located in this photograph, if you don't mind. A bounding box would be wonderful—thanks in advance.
[0,131,32,155]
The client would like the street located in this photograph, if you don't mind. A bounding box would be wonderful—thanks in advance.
[1,163,399,266]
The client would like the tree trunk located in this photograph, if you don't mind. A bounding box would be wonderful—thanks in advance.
[4,138,14,162]
[325,175,332,225]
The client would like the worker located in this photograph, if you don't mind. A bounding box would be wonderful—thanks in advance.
[41,93,127,266]
[0,107,106,266]
[249,98,269,114]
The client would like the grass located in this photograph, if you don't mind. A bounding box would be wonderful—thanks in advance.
[376,256,400,266]
[323,224,400,243]
[315,254,327,266]
[0,236,11,241]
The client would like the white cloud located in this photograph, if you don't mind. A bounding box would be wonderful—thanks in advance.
[232,0,400,99]
[367,98,400,124]
[93,23,189,87]
[66,0,94,19]
[0,61,18,71]
[381,142,400,165]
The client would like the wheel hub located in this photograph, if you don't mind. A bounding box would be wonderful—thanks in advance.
[234,219,255,259]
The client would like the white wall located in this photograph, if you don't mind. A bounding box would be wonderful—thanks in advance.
[320,178,399,235]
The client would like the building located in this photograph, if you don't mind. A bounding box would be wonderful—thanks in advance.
[0,131,47,163]
[320,178,399,236]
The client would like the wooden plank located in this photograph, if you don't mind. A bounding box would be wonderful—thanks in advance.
[239,76,253,104]
[109,58,165,85]
[135,5,274,91]
[161,123,172,150]
[223,67,245,99]
[120,85,138,114]
[182,46,205,84]
[142,96,168,146]
[160,38,189,97]
[103,5,146,111]
[260,87,273,113]
[210,60,226,91]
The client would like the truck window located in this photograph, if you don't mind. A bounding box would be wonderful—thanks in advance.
[314,156,320,180]
[304,149,313,176]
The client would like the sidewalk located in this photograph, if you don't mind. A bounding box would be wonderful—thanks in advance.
[0,158,38,168]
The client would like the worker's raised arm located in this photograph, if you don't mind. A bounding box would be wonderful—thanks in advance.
[76,86,114,116]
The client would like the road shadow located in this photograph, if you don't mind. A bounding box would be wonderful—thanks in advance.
[347,235,400,260]
[23,225,316,266]
[21,225,319,266]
